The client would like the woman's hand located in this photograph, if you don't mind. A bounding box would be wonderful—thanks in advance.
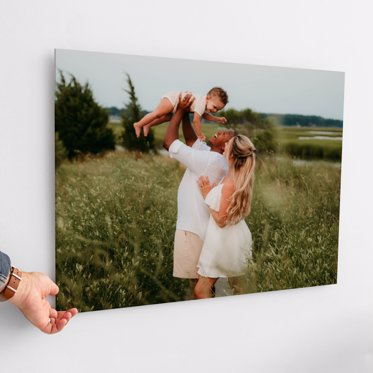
[198,176,214,199]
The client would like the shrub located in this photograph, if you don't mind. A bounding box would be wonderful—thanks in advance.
[55,72,115,159]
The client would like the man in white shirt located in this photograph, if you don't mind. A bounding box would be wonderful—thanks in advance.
[163,94,236,294]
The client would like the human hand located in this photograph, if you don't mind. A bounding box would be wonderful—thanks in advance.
[178,92,195,111]
[9,271,78,334]
[198,176,214,198]
[218,117,228,124]
[197,133,206,142]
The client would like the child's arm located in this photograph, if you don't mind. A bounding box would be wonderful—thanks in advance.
[198,177,235,228]
[202,112,227,124]
[192,113,206,141]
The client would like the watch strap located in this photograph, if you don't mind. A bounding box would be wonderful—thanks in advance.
[1,267,22,300]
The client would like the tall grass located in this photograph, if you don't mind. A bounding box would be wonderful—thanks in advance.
[56,152,340,311]
[248,156,340,292]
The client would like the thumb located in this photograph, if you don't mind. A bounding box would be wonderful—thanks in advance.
[49,281,59,296]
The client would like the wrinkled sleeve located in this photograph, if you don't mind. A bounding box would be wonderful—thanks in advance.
[169,139,212,175]
[0,251,11,293]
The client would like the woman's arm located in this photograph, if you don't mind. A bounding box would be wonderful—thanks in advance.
[198,177,235,228]
[209,181,234,227]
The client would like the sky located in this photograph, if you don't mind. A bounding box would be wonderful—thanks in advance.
[55,49,345,120]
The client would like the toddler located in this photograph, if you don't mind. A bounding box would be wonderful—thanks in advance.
[133,87,228,141]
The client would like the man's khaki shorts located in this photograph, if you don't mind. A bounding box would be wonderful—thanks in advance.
[173,230,203,279]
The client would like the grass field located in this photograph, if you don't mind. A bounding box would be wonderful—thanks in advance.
[278,126,342,161]
[56,151,340,312]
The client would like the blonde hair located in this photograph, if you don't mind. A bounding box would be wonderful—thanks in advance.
[225,135,256,225]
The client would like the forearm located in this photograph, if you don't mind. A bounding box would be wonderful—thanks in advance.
[182,114,197,146]
[209,208,227,228]
[203,112,219,122]
[163,108,184,150]
[193,119,203,137]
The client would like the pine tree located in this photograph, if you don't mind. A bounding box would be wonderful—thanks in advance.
[55,72,115,159]
[122,73,155,152]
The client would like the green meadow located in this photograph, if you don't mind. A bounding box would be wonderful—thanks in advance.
[278,126,342,161]
[56,148,340,311]
[108,122,343,160]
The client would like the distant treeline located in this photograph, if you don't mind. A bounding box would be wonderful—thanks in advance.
[261,113,343,128]
[106,106,148,118]
[107,107,343,128]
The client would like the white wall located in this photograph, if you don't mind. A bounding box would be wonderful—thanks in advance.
[0,1,372,372]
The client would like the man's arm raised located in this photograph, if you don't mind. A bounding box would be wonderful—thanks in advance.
[183,112,198,147]
[163,93,194,150]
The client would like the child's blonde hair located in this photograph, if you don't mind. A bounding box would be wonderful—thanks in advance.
[225,135,256,225]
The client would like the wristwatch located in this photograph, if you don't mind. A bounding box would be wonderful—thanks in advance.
[0,267,22,301]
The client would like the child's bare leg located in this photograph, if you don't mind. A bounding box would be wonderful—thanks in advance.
[143,113,172,137]
[194,276,218,299]
[133,98,173,138]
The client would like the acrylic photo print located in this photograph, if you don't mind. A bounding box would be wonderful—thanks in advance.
[55,49,344,312]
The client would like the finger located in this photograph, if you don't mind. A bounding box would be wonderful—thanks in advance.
[45,317,67,334]
[53,309,78,333]
[49,281,59,296]
[67,308,79,317]
[42,311,73,334]
[49,308,58,319]
[41,317,56,334]
[57,310,73,321]
[55,318,68,333]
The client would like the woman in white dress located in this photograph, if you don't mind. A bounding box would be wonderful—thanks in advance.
[195,134,256,299]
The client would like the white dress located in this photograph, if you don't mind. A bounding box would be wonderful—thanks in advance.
[197,183,253,278]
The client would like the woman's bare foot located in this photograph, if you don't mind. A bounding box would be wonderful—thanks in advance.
[133,122,141,138]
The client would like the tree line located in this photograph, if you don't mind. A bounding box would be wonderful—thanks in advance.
[55,72,155,166]
[59,72,342,166]
[261,113,343,128]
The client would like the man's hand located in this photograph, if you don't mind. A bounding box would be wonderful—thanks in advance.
[10,271,78,334]
[197,133,206,142]
[178,92,195,110]
[163,92,195,150]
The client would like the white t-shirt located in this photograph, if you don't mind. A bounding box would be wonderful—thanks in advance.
[169,139,228,241]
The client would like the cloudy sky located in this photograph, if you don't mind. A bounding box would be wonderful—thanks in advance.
[56,49,345,120]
